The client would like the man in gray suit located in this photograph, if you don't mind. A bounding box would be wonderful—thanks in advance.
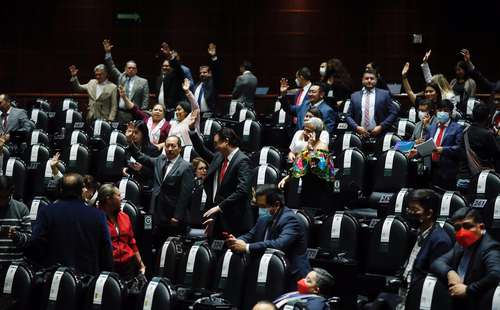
[0,94,33,143]
[232,60,258,108]
[126,129,194,248]
[69,64,117,122]
[103,39,150,122]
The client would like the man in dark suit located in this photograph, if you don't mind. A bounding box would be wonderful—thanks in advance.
[188,116,253,237]
[127,132,194,247]
[225,185,310,281]
[232,60,258,108]
[431,208,500,309]
[424,99,464,190]
[278,67,313,131]
[193,43,222,115]
[102,39,150,120]
[346,69,399,138]
[280,82,336,133]
[29,173,113,275]
[0,94,34,143]
[155,43,186,113]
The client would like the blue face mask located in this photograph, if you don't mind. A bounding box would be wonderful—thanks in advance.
[259,208,272,220]
[436,111,450,124]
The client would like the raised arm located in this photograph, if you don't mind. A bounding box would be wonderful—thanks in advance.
[182,78,200,131]
[119,86,149,122]
[102,39,122,83]
[125,123,156,168]
[401,62,417,104]
[208,43,223,92]
[188,110,215,162]
[420,50,433,84]
[68,65,88,92]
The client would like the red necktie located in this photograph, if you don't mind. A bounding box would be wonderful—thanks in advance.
[293,89,303,124]
[219,159,229,183]
[432,125,445,161]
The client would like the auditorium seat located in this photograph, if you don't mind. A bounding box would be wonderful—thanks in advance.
[263,109,291,151]
[181,145,199,163]
[317,211,359,261]
[96,144,127,182]
[108,130,127,147]
[436,191,467,221]
[30,108,49,132]
[237,120,261,153]
[117,177,141,207]
[28,196,51,224]
[334,148,366,208]
[156,237,185,284]
[224,100,244,119]
[404,274,452,310]
[469,170,500,236]
[67,129,88,146]
[121,200,139,233]
[393,119,416,140]
[371,132,402,156]
[61,143,90,175]
[241,249,289,310]
[138,277,174,310]
[201,119,222,152]
[89,119,112,148]
[34,98,51,112]
[478,283,500,310]
[23,144,51,200]
[61,98,79,111]
[379,187,412,219]
[43,267,82,310]
[212,249,248,307]
[2,157,27,200]
[1,262,34,310]
[250,146,282,171]
[28,130,50,146]
[331,132,363,156]
[233,108,256,123]
[54,108,83,133]
[86,271,126,310]
[251,164,279,188]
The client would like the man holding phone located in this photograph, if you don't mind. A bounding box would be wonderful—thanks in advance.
[0,176,31,270]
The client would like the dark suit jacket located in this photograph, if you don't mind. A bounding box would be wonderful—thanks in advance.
[424,121,464,181]
[30,199,113,275]
[411,224,453,285]
[155,57,186,111]
[0,107,33,134]
[346,88,398,131]
[239,207,311,279]
[232,71,258,105]
[195,78,217,112]
[129,145,194,227]
[431,232,500,300]
[281,97,337,133]
[188,130,253,236]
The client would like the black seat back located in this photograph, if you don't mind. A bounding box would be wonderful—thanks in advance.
[213,250,248,307]
[29,130,50,146]
[90,119,112,146]
[30,108,49,131]
[381,188,411,219]
[181,145,199,163]
[139,277,174,310]
[470,170,500,202]
[251,146,282,171]
[87,272,126,310]
[178,241,215,290]
[372,150,408,192]
[241,249,288,310]
[201,119,222,152]
[365,216,410,275]
[2,158,27,200]
[437,191,467,220]
[55,108,83,133]
[29,196,51,225]
[62,98,79,111]
[332,132,363,155]
[1,263,33,310]
[121,200,139,233]
[238,120,262,153]
[405,274,452,310]
[97,145,127,182]
[108,130,127,147]
[45,267,80,310]
[62,144,90,175]
[373,133,402,156]
[251,164,279,187]
[393,119,416,140]
[319,211,359,260]
[67,130,88,146]
[225,100,244,118]
[233,108,256,123]
[334,148,365,198]
[156,237,185,284]
[117,177,141,207]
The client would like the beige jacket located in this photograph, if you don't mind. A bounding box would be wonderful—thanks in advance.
[70,77,117,121]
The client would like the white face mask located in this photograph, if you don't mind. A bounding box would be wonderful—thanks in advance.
[418,111,428,121]
[319,67,326,77]
[295,78,301,87]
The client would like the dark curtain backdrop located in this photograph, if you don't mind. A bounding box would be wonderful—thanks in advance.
[1,0,499,94]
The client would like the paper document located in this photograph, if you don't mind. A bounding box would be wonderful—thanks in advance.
[415,139,436,157]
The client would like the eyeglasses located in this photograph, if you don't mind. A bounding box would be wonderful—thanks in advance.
[453,222,476,231]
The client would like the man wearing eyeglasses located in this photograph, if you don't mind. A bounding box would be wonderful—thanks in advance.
[431,207,500,309]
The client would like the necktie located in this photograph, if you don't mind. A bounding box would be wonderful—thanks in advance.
[363,91,371,129]
[2,113,8,131]
[432,125,445,161]
[162,160,171,178]
[219,159,229,183]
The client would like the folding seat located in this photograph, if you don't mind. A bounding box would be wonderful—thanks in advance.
[61,98,79,111]
[367,150,409,217]
[30,108,49,132]
[407,106,417,123]
[121,200,139,233]
[262,109,291,151]
[61,143,90,175]
[28,196,51,225]
[22,144,51,200]
[237,120,261,153]
[435,219,456,243]
[43,267,83,310]
[28,129,50,146]
[370,132,402,156]
[67,129,88,146]
[1,262,34,310]
[2,157,27,200]
[89,119,112,148]
[393,119,416,140]
[250,146,282,171]
[108,130,127,147]
[85,271,126,310]
[156,236,186,284]
[0,147,11,175]
[138,277,175,310]
[362,216,411,297]
[436,191,467,221]
[241,249,289,310]
[233,108,256,123]
[469,170,500,232]
[212,249,248,307]
[224,100,244,118]
[117,177,141,207]
[379,187,412,220]
[251,164,279,188]
[181,145,199,163]
[333,148,366,207]
[292,209,313,245]
[458,97,480,121]
[96,144,127,182]
[54,108,84,133]
[331,131,363,156]
[201,118,222,152]
[333,112,351,136]
[34,98,51,112]
[404,274,452,310]
[483,194,500,241]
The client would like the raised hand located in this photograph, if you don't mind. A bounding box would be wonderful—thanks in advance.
[118,85,126,98]
[102,39,113,53]
[182,78,190,92]
[125,122,135,142]
[422,49,432,63]
[279,78,289,95]
[68,65,79,77]
[49,152,60,169]
[160,42,172,58]
[208,43,217,56]
[402,62,410,77]
[461,49,471,62]
[188,109,199,130]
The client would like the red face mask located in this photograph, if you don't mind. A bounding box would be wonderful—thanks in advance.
[297,279,311,294]
[455,228,481,248]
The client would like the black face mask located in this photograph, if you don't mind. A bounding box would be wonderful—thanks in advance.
[406,213,422,229]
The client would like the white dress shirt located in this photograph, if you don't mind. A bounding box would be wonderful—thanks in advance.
[96,80,109,99]
[361,88,376,130]
[194,82,209,112]
[163,155,180,179]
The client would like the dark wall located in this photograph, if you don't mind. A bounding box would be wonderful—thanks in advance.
[1,0,499,94]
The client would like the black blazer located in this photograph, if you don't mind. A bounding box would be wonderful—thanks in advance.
[431,232,500,300]
[129,144,194,227]
[155,57,186,111]
[195,78,217,112]
[189,130,253,236]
